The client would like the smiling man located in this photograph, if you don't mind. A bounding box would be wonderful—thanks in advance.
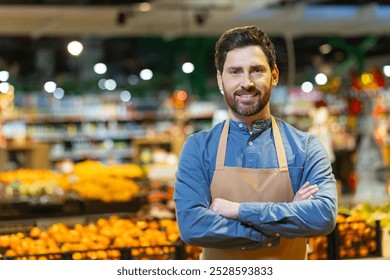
[174,26,338,260]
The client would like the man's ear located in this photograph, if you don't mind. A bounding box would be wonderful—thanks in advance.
[217,71,224,94]
[271,65,279,87]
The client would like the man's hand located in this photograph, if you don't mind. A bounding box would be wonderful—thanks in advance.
[293,181,318,202]
[210,198,240,220]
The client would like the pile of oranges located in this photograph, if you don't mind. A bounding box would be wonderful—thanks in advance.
[308,213,379,260]
[0,216,185,260]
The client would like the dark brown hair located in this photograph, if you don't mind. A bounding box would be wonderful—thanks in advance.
[214,26,276,74]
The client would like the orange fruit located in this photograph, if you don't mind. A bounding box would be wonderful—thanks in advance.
[29,227,42,238]
[72,252,83,260]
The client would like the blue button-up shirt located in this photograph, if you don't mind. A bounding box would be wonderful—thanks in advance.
[174,118,338,249]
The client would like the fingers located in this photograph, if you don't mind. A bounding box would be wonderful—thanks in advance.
[299,182,318,194]
[300,181,309,189]
[293,182,319,202]
[302,184,318,199]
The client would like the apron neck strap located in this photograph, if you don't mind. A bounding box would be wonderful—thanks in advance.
[271,116,288,169]
[215,119,230,168]
[216,116,288,169]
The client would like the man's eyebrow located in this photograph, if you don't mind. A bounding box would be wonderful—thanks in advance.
[226,66,241,70]
[250,63,267,68]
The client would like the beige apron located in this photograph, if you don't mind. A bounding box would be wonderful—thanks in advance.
[202,116,307,260]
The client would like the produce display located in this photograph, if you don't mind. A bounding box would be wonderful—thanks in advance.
[0,169,66,198]
[338,202,390,228]
[308,202,390,260]
[308,214,380,260]
[1,159,388,260]
[65,160,143,202]
[0,216,192,260]
[0,160,144,202]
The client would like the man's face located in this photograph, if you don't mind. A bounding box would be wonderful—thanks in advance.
[217,46,278,117]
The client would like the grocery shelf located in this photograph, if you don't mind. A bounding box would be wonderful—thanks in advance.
[50,147,133,162]
[0,196,145,221]
[1,243,186,260]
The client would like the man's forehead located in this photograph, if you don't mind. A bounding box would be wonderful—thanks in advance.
[224,46,269,68]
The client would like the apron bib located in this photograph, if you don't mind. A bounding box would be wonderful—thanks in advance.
[202,116,307,260]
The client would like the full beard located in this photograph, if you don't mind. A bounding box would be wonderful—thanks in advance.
[224,87,271,117]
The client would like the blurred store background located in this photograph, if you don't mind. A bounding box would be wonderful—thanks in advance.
[0,0,390,260]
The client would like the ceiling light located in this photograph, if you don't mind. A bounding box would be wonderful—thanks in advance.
[301,81,313,93]
[53,87,65,99]
[0,71,9,82]
[0,82,10,93]
[139,2,151,12]
[94,63,107,75]
[319,44,332,55]
[104,79,117,91]
[98,79,106,90]
[140,69,153,80]
[120,90,132,102]
[315,73,328,85]
[384,65,390,77]
[128,74,139,85]
[67,41,83,56]
[182,62,195,74]
[44,81,56,93]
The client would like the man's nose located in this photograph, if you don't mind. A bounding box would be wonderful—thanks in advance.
[241,75,255,89]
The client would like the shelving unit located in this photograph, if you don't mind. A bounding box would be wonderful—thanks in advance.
[25,115,141,164]
[132,135,185,163]
[1,93,215,168]
[0,142,51,172]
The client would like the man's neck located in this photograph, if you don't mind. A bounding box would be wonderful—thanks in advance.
[228,108,271,132]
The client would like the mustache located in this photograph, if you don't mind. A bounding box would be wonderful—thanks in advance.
[233,87,261,96]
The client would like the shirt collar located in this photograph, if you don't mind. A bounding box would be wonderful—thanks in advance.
[249,118,271,141]
[252,118,272,133]
[228,118,272,140]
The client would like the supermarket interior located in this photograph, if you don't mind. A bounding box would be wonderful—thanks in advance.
[0,0,390,260]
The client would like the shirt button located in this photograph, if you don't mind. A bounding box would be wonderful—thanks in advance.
[276,233,280,237]
[267,243,272,247]
[248,141,253,146]
[239,123,243,128]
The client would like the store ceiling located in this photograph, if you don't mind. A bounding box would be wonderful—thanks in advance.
[0,0,390,38]
[0,0,390,93]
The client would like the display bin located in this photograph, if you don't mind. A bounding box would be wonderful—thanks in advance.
[83,196,145,215]
[331,220,382,259]
[0,219,36,235]
[308,220,382,260]
[307,235,330,260]
[0,196,145,221]
[0,214,194,260]
[1,243,186,260]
